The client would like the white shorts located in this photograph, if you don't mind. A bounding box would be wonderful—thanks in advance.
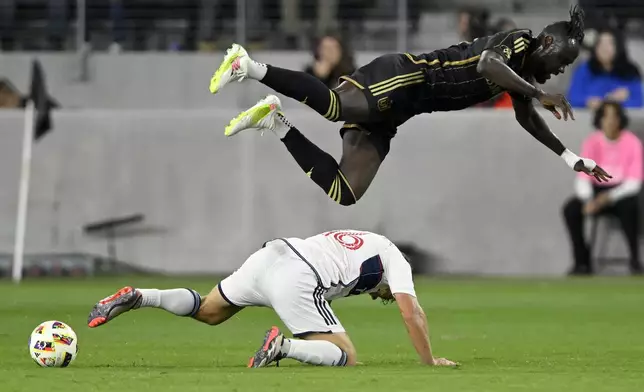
[218,239,345,337]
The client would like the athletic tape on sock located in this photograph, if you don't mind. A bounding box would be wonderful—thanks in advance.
[186,288,202,317]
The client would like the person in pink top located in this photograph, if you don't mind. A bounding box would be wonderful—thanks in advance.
[562,100,643,275]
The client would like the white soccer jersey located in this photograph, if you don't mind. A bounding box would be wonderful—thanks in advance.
[282,230,416,301]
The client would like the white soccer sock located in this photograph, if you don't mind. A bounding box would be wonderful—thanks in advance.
[246,57,268,80]
[280,338,348,366]
[137,288,201,317]
[274,112,293,139]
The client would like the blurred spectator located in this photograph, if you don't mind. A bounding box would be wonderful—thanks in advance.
[0,0,16,50]
[567,30,642,109]
[579,0,644,33]
[0,0,68,50]
[305,34,355,89]
[492,17,517,34]
[128,0,199,51]
[48,0,69,50]
[456,7,490,42]
[562,101,643,276]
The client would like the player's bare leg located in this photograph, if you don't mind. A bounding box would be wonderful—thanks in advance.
[225,96,382,206]
[336,129,383,200]
[87,285,241,328]
[193,285,243,325]
[248,327,356,368]
[210,44,370,123]
[277,126,383,205]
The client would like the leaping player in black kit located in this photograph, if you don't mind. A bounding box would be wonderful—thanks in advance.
[210,6,611,206]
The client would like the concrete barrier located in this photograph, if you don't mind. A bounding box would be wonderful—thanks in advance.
[0,50,582,109]
[0,109,642,275]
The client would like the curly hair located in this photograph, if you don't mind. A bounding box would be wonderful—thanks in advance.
[568,5,585,44]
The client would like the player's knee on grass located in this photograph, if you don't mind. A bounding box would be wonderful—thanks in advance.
[303,332,358,366]
[194,286,241,325]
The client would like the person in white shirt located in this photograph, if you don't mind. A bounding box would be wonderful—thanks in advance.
[87,230,456,368]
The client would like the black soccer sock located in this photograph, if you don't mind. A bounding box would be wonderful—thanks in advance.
[281,125,356,206]
[261,65,342,122]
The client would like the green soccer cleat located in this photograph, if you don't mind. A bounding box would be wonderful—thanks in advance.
[224,95,282,137]
[210,43,250,95]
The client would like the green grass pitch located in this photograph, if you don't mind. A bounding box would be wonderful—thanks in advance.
[1,277,643,391]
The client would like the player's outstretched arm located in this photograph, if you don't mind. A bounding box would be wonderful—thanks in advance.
[512,96,566,155]
[477,51,543,100]
[394,293,456,366]
[511,97,612,182]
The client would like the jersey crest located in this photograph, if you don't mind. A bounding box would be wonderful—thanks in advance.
[500,45,512,59]
[324,230,367,250]
[377,97,392,112]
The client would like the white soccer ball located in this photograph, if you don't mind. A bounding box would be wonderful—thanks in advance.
[28,320,78,368]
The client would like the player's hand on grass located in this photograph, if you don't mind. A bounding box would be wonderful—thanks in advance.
[573,160,612,182]
[537,92,574,121]
[432,357,458,367]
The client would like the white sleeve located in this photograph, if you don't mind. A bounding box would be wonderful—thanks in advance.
[608,180,642,202]
[575,177,593,201]
[381,245,416,297]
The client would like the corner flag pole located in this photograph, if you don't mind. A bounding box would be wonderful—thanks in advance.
[12,100,36,283]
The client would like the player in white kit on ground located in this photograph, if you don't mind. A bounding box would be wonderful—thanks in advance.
[87,230,456,367]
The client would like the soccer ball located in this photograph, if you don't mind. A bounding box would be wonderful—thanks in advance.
[28,321,78,367]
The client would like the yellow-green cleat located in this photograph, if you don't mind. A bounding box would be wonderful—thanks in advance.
[224,95,282,137]
[210,43,250,95]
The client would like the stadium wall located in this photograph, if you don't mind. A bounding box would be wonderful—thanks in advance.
[2,42,644,109]
[1,109,640,276]
[0,51,593,109]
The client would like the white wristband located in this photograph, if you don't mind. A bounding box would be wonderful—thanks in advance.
[561,149,597,171]
[560,149,580,169]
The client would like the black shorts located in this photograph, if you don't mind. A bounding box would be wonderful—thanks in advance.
[338,53,427,160]
[339,123,393,161]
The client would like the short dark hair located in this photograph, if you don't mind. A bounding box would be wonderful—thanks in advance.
[593,100,629,130]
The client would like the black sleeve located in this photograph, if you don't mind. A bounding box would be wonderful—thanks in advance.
[482,29,533,69]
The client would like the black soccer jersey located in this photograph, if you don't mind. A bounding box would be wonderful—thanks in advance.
[408,28,534,113]
[337,28,536,147]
